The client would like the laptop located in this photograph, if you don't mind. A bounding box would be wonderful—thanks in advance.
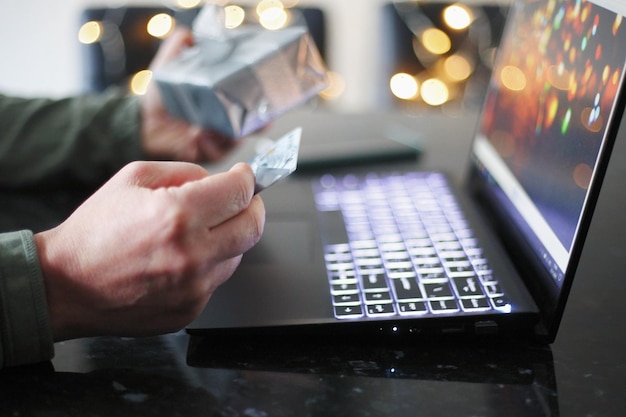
[188,0,626,343]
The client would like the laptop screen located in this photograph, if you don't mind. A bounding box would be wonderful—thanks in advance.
[472,0,626,288]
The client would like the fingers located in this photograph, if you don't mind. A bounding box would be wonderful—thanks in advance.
[115,161,258,229]
[117,160,210,189]
[207,194,265,261]
[169,162,265,261]
[115,161,265,261]
[178,163,258,228]
[149,27,194,70]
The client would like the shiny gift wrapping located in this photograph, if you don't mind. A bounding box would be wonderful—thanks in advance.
[154,17,328,139]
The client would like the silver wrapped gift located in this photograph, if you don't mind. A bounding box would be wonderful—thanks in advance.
[154,6,328,139]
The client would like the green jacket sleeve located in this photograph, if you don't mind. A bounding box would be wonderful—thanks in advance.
[0,91,147,367]
[0,230,54,368]
[0,90,145,188]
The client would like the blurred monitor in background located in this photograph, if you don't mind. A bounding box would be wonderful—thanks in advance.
[78,3,326,95]
[381,2,509,113]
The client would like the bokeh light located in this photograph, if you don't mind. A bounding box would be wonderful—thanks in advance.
[573,163,592,190]
[259,7,289,30]
[130,70,152,96]
[613,14,622,36]
[282,0,300,7]
[581,107,603,132]
[224,5,246,29]
[78,21,103,44]
[546,64,571,90]
[545,94,559,128]
[319,71,346,101]
[421,28,451,55]
[561,107,572,135]
[147,13,174,38]
[500,65,527,91]
[444,54,473,81]
[258,0,289,30]
[256,0,285,16]
[390,73,419,100]
[175,0,203,9]
[420,78,449,106]
[444,4,473,30]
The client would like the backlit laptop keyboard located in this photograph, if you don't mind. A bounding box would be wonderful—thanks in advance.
[312,172,509,320]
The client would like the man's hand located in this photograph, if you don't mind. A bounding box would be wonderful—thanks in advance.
[34,161,265,341]
[141,28,236,162]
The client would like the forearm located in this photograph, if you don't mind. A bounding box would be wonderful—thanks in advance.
[0,230,54,368]
[0,91,145,188]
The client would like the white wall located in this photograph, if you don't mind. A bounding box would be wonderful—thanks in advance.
[0,0,83,97]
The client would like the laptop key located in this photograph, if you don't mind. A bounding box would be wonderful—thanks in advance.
[328,270,357,282]
[484,283,504,297]
[417,270,447,281]
[491,296,511,311]
[331,282,358,293]
[423,282,454,299]
[452,276,485,297]
[429,299,460,313]
[364,291,392,303]
[361,273,389,290]
[333,293,361,304]
[335,304,364,318]
[461,297,491,311]
[398,301,428,314]
[391,277,424,300]
[366,303,396,316]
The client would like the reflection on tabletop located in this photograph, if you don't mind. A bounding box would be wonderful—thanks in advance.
[1,332,558,417]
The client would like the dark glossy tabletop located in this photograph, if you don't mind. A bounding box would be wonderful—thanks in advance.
[1,111,625,417]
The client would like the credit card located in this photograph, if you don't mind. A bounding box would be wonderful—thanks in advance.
[249,127,302,194]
